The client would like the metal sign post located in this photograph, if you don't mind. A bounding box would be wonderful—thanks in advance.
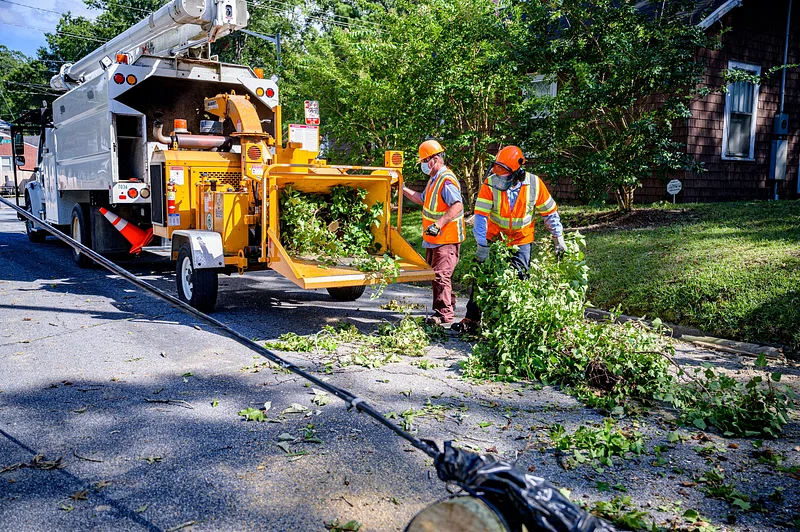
[666,179,682,204]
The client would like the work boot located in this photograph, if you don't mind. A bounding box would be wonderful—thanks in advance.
[450,318,480,334]
[425,315,451,326]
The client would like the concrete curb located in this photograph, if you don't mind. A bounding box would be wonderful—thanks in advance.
[584,307,786,362]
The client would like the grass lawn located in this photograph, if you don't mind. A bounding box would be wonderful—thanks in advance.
[398,200,800,351]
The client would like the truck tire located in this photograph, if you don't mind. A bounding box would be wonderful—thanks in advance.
[24,192,46,243]
[71,204,92,268]
[326,285,366,302]
[176,244,218,312]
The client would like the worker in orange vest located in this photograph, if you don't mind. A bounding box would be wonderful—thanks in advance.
[402,140,465,325]
[452,145,566,334]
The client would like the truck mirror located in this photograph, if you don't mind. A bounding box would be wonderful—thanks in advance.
[15,156,25,167]
[13,132,25,156]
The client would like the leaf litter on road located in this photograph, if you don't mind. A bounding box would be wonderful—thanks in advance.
[1,454,63,473]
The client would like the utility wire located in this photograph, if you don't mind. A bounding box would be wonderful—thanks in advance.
[0,86,16,121]
[0,0,60,14]
[0,21,108,43]
[4,81,57,91]
[247,0,385,33]
[2,89,59,97]
[0,0,156,16]
[254,0,385,29]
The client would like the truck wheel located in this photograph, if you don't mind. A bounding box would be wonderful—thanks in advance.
[327,285,366,302]
[24,193,46,243]
[70,204,92,268]
[176,244,218,312]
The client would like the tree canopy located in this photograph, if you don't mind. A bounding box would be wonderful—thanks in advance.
[2,0,724,210]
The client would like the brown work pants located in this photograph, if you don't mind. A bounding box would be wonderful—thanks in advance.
[425,243,460,322]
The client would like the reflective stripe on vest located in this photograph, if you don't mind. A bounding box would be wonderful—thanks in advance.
[487,173,538,230]
[422,170,465,244]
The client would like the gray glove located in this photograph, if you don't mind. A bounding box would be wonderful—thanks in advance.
[553,235,566,255]
[425,223,441,237]
[475,245,490,263]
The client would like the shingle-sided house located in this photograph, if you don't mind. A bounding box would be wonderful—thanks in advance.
[552,0,800,203]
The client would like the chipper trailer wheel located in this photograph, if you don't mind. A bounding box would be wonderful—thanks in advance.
[71,204,93,268]
[24,192,46,243]
[176,244,218,312]
[326,285,366,302]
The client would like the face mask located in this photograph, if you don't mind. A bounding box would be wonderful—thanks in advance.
[489,172,515,192]
[420,161,431,175]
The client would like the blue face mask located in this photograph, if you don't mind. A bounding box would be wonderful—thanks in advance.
[420,161,431,175]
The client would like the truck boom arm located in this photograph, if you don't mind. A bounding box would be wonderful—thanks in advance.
[50,0,249,92]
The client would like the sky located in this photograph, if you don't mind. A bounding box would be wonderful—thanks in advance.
[0,0,97,58]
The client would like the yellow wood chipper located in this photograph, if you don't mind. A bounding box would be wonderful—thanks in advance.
[151,92,432,310]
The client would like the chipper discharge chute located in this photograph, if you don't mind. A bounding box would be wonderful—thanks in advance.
[150,91,433,311]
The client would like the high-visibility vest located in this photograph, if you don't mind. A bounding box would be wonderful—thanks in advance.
[473,172,557,246]
[421,169,465,245]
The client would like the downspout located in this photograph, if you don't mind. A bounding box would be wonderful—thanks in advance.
[780,0,792,198]
[781,0,792,115]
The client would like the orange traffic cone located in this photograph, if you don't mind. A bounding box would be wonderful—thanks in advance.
[98,207,154,254]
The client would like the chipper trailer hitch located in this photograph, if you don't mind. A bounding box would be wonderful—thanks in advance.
[1,195,614,532]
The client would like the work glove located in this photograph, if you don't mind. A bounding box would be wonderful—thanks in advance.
[553,235,566,257]
[425,223,441,237]
[475,245,490,263]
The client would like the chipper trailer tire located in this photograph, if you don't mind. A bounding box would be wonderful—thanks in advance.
[176,244,219,312]
[326,285,367,302]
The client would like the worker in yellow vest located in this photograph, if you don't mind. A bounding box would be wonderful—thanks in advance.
[452,145,566,334]
[402,140,465,325]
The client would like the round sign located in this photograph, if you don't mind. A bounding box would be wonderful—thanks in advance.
[666,179,682,195]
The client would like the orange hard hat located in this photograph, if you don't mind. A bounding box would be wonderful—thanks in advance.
[493,145,526,176]
[418,139,445,162]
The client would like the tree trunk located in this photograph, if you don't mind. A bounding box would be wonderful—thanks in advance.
[614,185,636,212]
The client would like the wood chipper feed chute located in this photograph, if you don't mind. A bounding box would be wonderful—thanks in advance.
[261,165,434,290]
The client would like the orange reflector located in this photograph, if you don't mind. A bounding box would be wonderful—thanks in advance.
[256,87,264,97]
[115,53,129,64]
[127,188,139,199]
[385,150,404,168]
[247,145,262,161]
[254,68,264,79]
[126,74,137,85]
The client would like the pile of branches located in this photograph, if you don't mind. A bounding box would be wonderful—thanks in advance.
[462,235,793,438]
[279,185,400,294]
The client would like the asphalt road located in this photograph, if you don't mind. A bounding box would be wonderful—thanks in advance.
[1,205,798,532]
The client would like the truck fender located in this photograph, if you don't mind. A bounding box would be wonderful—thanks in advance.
[25,181,46,230]
[171,231,224,269]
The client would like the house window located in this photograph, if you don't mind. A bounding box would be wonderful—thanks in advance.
[722,61,761,160]
[528,74,558,118]
[1,156,11,176]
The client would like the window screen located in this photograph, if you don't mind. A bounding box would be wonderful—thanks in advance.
[724,63,760,159]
